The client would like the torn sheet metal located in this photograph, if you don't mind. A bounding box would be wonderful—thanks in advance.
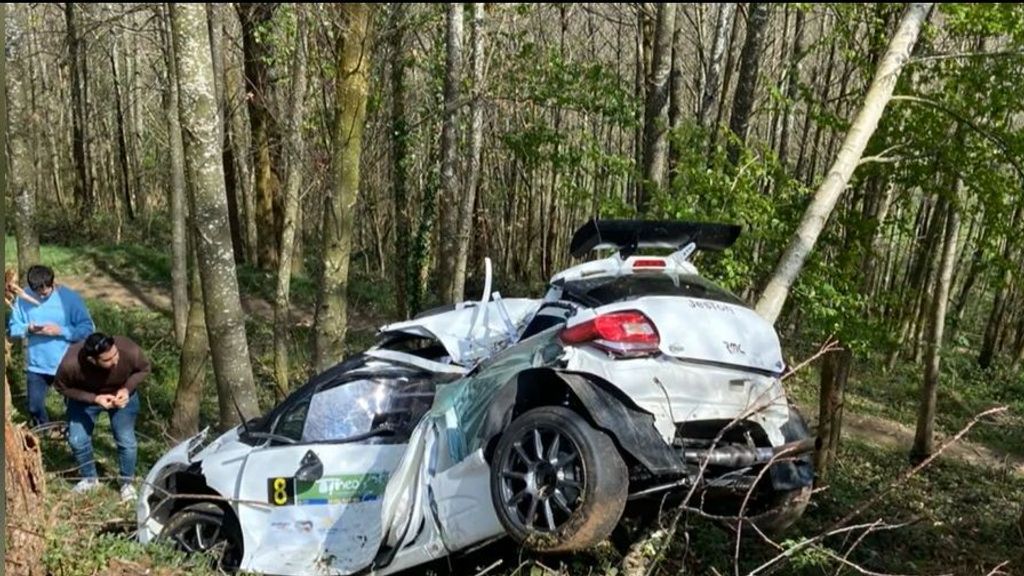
[379,298,541,366]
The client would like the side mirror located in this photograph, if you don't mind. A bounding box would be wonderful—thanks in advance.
[295,450,323,483]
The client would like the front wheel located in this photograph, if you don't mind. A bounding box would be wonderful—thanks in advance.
[158,502,243,571]
[490,406,628,552]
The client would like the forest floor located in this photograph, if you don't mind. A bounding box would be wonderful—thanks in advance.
[5,238,1024,575]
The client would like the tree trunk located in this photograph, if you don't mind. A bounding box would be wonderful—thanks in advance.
[161,5,189,347]
[778,8,806,168]
[4,8,49,570]
[313,3,372,372]
[814,348,852,482]
[727,3,772,165]
[66,2,91,212]
[274,6,308,398]
[9,52,40,274]
[171,2,261,426]
[667,7,687,179]
[223,22,257,266]
[110,36,135,221]
[209,4,245,264]
[169,246,208,441]
[911,195,961,461]
[238,3,280,270]
[979,205,1021,368]
[698,3,736,130]
[755,3,934,325]
[390,3,411,319]
[5,332,48,574]
[452,3,484,303]
[639,2,676,211]
[438,3,464,304]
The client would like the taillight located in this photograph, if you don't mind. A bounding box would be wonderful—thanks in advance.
[631,258,666,270]
[560,311,660,356]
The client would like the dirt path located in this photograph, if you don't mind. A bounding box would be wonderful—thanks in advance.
[798,401,1024,475]
[60,268,380,333]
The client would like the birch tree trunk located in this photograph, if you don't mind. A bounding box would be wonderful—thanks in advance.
[726,3,772,164]
[274,7,308,398]
[698,3,735,130]
[911,195,961,461]
[639,2,675,212]
[452,3,484,303]
[438,3,464,304]
[313,4,372,372]
[755,3,934,325]
[171,2,261,426]
[160,5,189,346]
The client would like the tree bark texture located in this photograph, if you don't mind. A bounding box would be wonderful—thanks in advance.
[161,5,190,347]
[438,3,464,304]
[171,2,261,426]
[698,3,735,130]
[274,6,308,397]
[639,2,676,211]
[912,196,961,461]
[452,3,485,303]
[313,3,372,372]
[727,3,772,164]
[238,3,280,270]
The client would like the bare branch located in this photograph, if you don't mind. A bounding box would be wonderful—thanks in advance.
[781,336,842,381]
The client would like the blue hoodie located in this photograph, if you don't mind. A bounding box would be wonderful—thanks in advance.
[8,285,95,376]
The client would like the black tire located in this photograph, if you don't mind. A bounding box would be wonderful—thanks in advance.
[158,502,244,571]
[490,406,628,552]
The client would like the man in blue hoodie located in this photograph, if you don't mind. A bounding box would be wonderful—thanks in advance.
[7,265,95,428]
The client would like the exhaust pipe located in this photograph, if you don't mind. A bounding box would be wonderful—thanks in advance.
[683,437,817,468]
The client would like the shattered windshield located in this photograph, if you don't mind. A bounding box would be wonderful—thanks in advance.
[273,373,437,444]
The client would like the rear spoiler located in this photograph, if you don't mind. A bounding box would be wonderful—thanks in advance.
[569,219,742,258]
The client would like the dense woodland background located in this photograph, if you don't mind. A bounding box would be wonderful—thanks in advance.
[4,3,1024,575]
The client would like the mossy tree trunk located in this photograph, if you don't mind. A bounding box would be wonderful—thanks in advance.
[313,3,373,372]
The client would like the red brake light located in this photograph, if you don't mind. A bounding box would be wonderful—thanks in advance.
[561,311,660,356]
[631,258,666,269]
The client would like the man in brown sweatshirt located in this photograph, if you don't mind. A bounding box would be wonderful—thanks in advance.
[55,332,151,502]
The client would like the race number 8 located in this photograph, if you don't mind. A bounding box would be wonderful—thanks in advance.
[267,477,294,505]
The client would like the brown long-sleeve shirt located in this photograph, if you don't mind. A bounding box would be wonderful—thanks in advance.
[54,336,151,404]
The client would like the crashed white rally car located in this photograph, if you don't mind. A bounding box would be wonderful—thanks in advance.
[137,220,815,575]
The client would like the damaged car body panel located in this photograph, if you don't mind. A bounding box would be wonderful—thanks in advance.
[139,220,815,575]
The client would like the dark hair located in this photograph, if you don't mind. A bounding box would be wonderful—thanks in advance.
[26,265,54,292]
[83,333,115,359]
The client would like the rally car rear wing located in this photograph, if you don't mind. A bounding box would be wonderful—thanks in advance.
[569,219,742,258]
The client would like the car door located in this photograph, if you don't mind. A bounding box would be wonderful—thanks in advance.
[235,373,433,576]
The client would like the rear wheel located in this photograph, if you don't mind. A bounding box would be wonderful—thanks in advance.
[490,406,628,552]
[159,502,243,571]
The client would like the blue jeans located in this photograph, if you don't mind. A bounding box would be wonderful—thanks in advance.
[66,392,139,485]
[26,371,55,427]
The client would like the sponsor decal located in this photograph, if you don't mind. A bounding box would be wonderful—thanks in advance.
[268,473,390,506]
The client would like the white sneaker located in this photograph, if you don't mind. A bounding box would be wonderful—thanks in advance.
[72,478,101,494]
[120,483,137,503]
